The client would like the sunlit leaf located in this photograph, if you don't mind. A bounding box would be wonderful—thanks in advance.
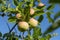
[33,27,42,39]
[39,38,45,40]
[8,16,16,23]
[24,35,33,40]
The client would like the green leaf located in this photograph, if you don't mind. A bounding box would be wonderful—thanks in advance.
[43,22,60,35]
[3,33,9,38]
[7,37,18,40]
[47,5,54,10]
[37,6,46,10]
[55,19,60,26]
[49,0,60,4]
[33,27,42,39]
[8,16,16,23]
[46,12,54,23]
[39,38,45,40]
[37,0,40,2]
[24,0,28,2]
[45,34,51,39]
[0,32,2,37]
[29,0,34,7]
[24,35,33,40]
[7,8,17,13]
[54,12,60,20]
[38,15,44,23]
[1,6,7,12]
[0,0,3,3]
[32,10,44,17]
[13,0,19,6]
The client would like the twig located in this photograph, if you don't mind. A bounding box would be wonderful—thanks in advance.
[14,28,17,34]
[21,32,24,40]
[9,23,18,33]
[6,22,10,31]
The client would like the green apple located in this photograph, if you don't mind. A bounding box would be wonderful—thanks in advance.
[29,18,38,27]
[30,8,35,15]
[38,3,44,7]
[16,13,21,19]
[18,21,29,32]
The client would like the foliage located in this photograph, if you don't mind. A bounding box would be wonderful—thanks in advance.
[0,0,60,40]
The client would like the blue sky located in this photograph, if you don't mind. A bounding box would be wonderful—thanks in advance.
[0,0,60,40]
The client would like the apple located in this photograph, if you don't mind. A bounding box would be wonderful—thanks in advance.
[29,18,38,27]
[38,3,44,7]
[30,8,35,15]
[16,13,21,19]
[18,21,29,32]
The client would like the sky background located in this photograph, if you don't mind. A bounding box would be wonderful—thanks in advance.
[0,0,60,40]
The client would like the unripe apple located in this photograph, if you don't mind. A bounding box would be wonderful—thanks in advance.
[29,18,38,27]
[30,8,35,15]
[16,13,21,19]
[18,21,29,32]
[38,3,44,7]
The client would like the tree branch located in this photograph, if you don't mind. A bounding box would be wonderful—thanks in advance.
[9,23,18,33]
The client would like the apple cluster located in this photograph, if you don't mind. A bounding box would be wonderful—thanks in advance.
[15,3,44,32]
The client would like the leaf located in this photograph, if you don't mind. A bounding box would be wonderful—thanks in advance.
[47,5,54,10]
[7,37,18,40]
[7,8,17,13]
[39,38,45,40]
[1,6,7,12]
[54,12,60,20]
[37,6,46,10]
[56,19,60,26]
[45,34,51,39]
[46,12,54,23]
[43,22,60,35]
[24,0,28,2]
[0,32,2,37]
[32,10,44,17]
[33,27,42,39]
[49,0,60,4]
[37,0,40,2]
[38,15,44,23]
[0,0,3,3]
[8,16,16,23]
[3,33,9,38]
[13,0,19,6]
[1,13,6,17]
[24,35,33,40]
[29,0,34,7]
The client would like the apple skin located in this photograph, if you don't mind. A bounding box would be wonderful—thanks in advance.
[18,21,29,32]
[16,13,21,19]
[30,8,35,15]
[38,3,44,7]
[29,18,38,27]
